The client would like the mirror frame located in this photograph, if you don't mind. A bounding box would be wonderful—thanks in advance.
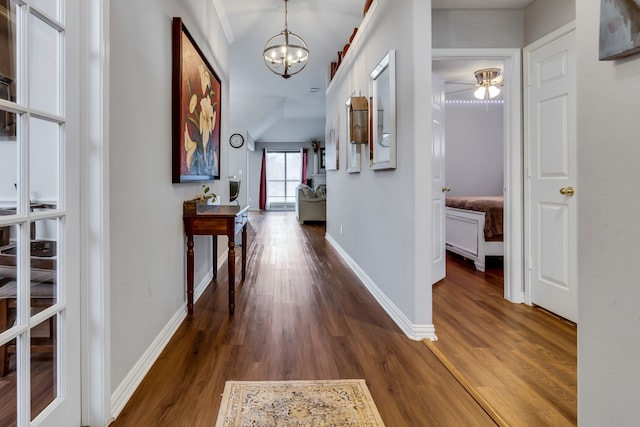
[369,50,396,170]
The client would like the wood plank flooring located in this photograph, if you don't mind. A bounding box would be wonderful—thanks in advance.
[110,211,577,426]
[430,254,577,426]
[110,212,494,426]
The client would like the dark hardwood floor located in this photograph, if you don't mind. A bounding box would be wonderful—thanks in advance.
[110,211,577,426]
[430,254,577,426]
[110,212,494,426]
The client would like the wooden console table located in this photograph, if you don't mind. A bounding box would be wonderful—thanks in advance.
[183,204,249,315]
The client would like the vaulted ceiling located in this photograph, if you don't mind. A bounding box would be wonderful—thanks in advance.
[215,0,536,143]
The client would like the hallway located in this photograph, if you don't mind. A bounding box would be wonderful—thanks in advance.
[111,211,493,426]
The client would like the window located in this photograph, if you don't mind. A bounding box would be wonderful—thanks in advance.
[266,151,301,209]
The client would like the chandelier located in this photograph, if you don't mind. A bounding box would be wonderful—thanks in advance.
[263,0,309,79]
[473,68,502,100]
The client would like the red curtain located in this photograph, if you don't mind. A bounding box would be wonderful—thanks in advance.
[301,149,308,184]
[259,149,267,210]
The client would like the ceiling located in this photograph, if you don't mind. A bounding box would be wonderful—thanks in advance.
[216,0,536,143]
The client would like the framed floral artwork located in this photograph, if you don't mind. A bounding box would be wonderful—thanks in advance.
[172,17,221,183]
[599,0,640,60]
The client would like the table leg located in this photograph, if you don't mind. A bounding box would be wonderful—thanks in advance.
[212,235,217,280]
[241,224,247,280]
[186,235,195,315]
[228,240,235,315]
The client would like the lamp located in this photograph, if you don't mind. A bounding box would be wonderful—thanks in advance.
[263,0,309,79]
[473,68,502,100]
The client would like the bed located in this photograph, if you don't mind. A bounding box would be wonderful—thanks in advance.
[445,196,504,272]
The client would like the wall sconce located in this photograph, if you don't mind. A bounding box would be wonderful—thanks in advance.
[349,96,369,144]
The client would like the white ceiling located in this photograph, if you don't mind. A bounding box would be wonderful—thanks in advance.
[217,0,536,142]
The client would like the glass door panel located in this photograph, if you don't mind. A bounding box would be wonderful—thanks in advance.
[30,313,57,421]
[28,11,61,116]
[29,118,59,210]
[0,0,79,425]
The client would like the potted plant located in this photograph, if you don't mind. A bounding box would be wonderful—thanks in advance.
[183,185,217,214]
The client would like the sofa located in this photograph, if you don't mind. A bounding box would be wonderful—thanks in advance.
[295,184,326,224]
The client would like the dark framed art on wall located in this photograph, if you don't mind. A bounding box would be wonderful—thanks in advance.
[172,17,222,183]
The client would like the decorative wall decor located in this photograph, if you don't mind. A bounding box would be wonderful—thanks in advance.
[599,0,640,60]
[172,17,222,183]
[325,116,339,171]
[349,96,369,144]
[369,50,396,170]
[345,93,361,173]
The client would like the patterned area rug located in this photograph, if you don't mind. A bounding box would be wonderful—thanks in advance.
[215,379,386,427]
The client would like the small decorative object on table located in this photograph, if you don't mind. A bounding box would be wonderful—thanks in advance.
[183,185,217,214]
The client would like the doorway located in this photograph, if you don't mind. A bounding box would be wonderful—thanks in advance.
[432,48,523,304]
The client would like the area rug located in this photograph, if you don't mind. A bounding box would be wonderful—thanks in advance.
[214,379,386,427]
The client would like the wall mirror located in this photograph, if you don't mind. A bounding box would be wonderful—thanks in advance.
[369,50,396,170]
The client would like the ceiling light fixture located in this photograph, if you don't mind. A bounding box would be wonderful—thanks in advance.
[263,0,309,79]
[473,68,502,100]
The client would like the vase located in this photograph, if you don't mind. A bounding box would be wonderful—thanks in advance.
[363,0,373,16]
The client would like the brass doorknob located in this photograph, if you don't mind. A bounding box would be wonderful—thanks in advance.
[442,186,451,192]
[559,186,575,196]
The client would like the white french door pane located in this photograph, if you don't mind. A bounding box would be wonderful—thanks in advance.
[28,12,60,116]
[30,313,57,421]
[0,111,18,212]
[267,153,285,180]
[0,337,17,424]
[0,0,18,103]
[285,181,298,202]
[286,153,301,180]
[30,218,57,313]
[30,0,60,22]
[29,118,59,209]
[268,181,285,197]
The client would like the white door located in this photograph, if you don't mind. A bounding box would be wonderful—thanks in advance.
[0,1,81,425]
[525,28,577,323]
[431,73,446,283]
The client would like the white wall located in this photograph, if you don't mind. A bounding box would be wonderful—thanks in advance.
[432,9,524,48]
[325,0,433,328]
[577,1,640,424]
[228,130,248,206]
[524,0,575,46]
[109,0,229,396]
[445,103,503,196]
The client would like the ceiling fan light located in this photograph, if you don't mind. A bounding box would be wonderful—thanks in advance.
[488,85,501,98]
[474,86,487,100]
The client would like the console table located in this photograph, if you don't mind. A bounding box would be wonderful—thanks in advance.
[183,204,249,315]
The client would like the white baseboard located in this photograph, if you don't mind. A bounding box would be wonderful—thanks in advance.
[110,270,214,419]
[325,235,438,342]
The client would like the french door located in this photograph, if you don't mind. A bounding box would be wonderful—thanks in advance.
[0,0,81,425]
[266,150,302,209]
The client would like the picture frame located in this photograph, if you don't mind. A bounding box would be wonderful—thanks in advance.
[599,0,640,60]
[369,50,396,170]
[325,115,339,171]
[172,17,222,183]
[345,92,361,174]
[320,147,326,169]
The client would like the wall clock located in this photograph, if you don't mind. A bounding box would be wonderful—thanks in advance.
[229,133,245,148]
